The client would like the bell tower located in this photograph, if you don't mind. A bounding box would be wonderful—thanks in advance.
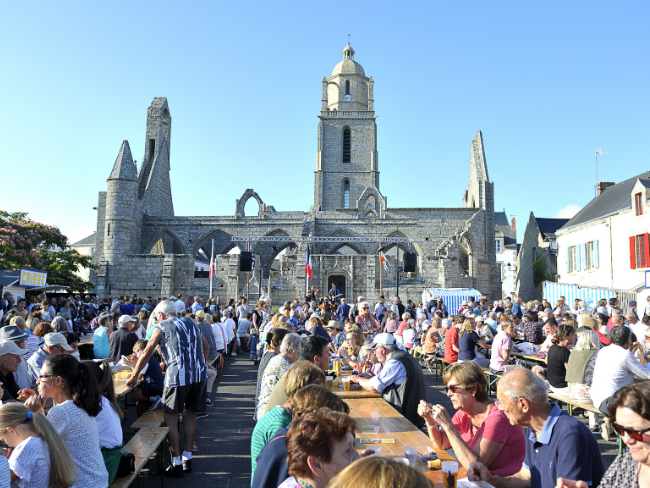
[314,44,382,212]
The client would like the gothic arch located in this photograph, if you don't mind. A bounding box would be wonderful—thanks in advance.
[235,189,265,218]
[254,228,298,278]
[458,232,473,277]
[192,229,239,258]
[357,187,386,217]
[143,230,186,255]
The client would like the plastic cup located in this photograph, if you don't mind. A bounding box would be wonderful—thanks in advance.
[342,376,350,391]
[441,461,458,488]
[371,447,381,456]
[404,447,417,466]
[326,376,333,390]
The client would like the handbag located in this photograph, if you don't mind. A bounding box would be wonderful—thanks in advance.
[116,452,136,477]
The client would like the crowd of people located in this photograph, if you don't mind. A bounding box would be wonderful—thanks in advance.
[1,289,650,487]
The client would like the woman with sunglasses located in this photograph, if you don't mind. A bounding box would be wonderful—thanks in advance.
[557,380,650,488]
[417,362,525,476]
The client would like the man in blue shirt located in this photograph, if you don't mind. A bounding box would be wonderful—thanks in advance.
[336,298,351,325]
[468,368,604,488]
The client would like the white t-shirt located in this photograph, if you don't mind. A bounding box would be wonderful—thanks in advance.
[174,300,185,315]
[212,322,228,351]
[47,400,108,488]
[223,318,237,341]
[95,396,123,449]
[9,436,49,488]
[403,328,416,346]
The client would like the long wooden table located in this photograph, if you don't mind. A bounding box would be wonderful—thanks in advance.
[510,352,546,367]
[345,398,467,486]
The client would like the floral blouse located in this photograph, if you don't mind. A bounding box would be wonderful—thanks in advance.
[257,354,290,418]
[598,447,639,488]
[568,353,597,401]
[423,330,441,354]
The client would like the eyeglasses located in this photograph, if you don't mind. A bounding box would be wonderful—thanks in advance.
[444,384,465,394]
[611,422,650,441]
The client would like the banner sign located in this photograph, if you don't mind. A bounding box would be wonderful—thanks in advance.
[19,268,48,287]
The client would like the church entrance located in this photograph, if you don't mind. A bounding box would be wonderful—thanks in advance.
[328,275,346,302]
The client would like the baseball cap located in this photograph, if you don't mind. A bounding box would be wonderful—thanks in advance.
[357,296,365,301]
[195,310,206,318]
[0,340,28,356]
[369,333,396,348]
[44,333,73,352]
[476,316,485,322]
[118,315,136,326]
[630,301,637,307]
[169,295,177,300]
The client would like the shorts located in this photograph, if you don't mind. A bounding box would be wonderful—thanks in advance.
[162,382,207,413]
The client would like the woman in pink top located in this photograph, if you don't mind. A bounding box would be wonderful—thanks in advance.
[417,362,525,476]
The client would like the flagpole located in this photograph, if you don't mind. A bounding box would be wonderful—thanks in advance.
[305,244,309,299]
[247,242,251,304]
[379,250,383,297]
[209,239,214,300]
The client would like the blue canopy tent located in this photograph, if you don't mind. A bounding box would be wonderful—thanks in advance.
[421,288,484,315]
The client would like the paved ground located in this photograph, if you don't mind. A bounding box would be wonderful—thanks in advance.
[131,356,618,487]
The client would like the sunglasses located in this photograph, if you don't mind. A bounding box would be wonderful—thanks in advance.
[444,384,464,394]
[611,422,650,441]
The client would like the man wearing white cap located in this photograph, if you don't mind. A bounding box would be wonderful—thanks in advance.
[26,332,71,388]
[0,340,28,401]
[170,295,185,315]
[109,315,139,363]
[350,332,427,428]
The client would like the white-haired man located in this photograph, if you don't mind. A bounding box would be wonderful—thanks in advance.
[127,299,210,478]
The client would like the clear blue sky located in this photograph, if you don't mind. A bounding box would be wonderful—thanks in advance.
[1,1,648,244]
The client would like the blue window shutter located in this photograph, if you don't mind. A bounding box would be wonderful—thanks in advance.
[581,243,587,271]
[566,247,570,273]
[594,240,599,269]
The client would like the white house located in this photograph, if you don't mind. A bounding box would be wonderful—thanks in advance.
[495,211,518,297]
[556,174,650,305]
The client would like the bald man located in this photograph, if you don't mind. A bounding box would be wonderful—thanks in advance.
[468,368,604,488]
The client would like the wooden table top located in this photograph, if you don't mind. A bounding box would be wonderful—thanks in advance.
[345,398,467,486]
[333,385,382,399]
[114,378,141,399]
[79,334,94,345]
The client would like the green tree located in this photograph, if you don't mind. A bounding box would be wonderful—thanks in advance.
[532,257,556,287]
[0,211,96,292]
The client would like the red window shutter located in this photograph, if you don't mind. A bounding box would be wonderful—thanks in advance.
[630,236,637,269]
[645,233,650,268]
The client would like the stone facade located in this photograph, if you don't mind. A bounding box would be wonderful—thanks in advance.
[92,45,501,305]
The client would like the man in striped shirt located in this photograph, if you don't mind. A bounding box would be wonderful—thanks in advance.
[127,299,209,478]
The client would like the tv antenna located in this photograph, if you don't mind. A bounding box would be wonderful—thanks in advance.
[595,148,609,196]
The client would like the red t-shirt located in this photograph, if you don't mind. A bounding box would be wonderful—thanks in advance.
[451,405,526,477]
[445,327,459,362]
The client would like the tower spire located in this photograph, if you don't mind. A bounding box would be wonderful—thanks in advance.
[109,140,137,180]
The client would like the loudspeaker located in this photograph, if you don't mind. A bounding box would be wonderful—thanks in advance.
[240,252,255,272]
[403,252,417,273]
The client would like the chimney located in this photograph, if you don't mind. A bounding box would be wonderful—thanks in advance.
[511,217,516,231]
[597,182,615,195]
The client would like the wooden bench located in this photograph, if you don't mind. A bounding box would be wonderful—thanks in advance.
[547,392,601,416]
[131,409,165,431]
[435,358,454,381]
[481,368,500,395]
[108,427,169,488]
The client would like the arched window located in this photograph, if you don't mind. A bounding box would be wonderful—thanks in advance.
[459,237,471,277]
[345,80,350,96]
[342,127,351,163]
[343,180,350,208]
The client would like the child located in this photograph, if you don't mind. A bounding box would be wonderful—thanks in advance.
[124,339,164,416]
[0,402,75,488]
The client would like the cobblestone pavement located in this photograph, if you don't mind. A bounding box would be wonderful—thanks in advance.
[132,357,618,487]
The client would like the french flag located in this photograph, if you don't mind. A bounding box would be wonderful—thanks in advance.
[305,244,313,279]
[209,253,216,279]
